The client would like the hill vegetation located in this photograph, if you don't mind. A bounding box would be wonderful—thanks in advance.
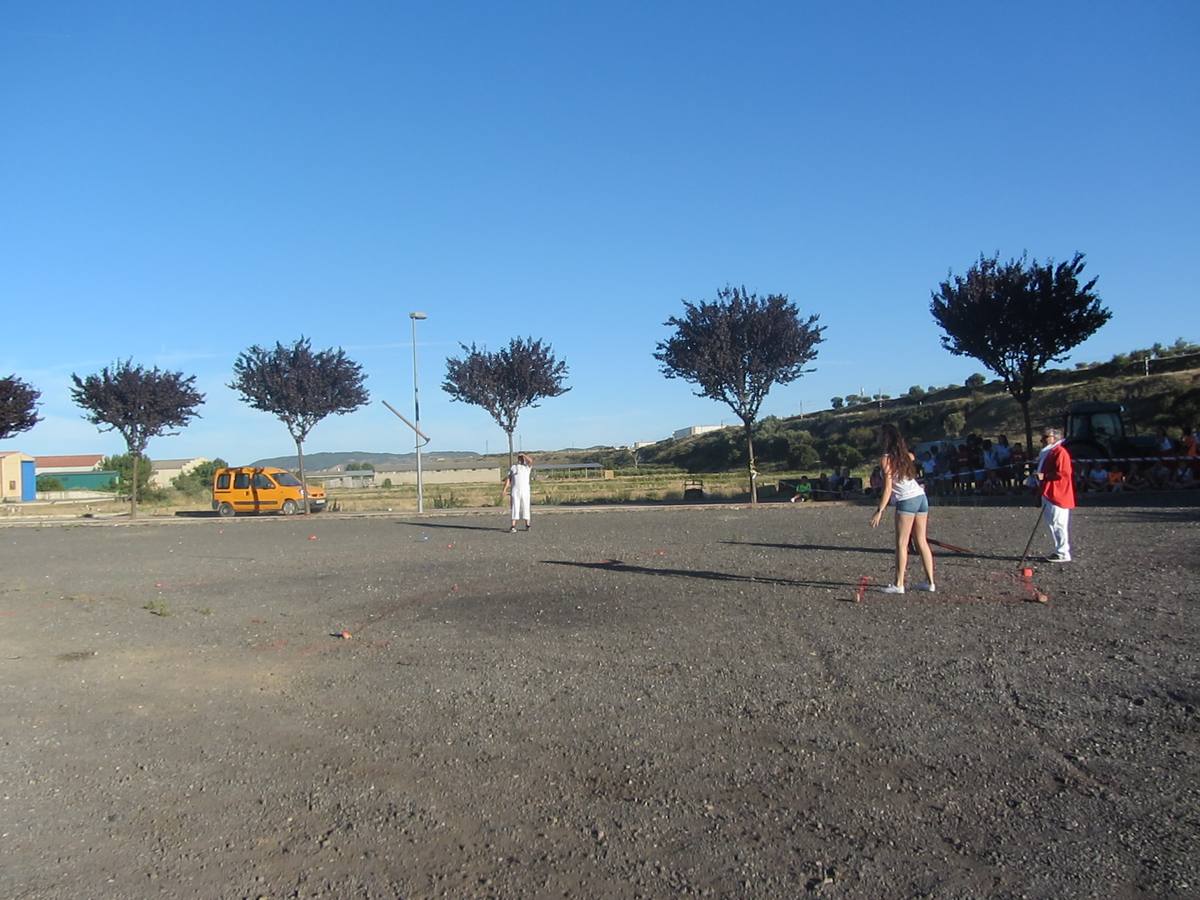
[575,354,1200,476]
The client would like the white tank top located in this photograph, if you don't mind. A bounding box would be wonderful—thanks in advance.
[892,476,924,503]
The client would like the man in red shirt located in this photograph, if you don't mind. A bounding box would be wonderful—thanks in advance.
[1036,426,1075,562]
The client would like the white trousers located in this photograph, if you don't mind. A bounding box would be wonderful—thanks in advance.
[1041,499,1071,559]
[510,489,530,522]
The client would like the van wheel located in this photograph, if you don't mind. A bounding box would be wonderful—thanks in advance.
[218,502,236,518]
[281,499,298,516]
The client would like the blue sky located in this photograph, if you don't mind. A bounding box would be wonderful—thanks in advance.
[2,2,1196,462]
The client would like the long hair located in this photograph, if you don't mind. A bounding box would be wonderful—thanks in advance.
[880,423,917,480]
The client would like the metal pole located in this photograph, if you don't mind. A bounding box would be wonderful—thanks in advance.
[410,312,426,514]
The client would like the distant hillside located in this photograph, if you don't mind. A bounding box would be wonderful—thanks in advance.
[246,357,1200,476]
[586,361,1200,474]
[250,450,484,470]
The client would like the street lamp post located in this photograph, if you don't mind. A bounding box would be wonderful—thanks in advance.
[410,311,427,514]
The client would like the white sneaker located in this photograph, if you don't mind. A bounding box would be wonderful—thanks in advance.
[880,584,905,594]
[914,582,936,592]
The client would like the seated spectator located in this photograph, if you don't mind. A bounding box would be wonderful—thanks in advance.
[1149,459,1174,488]
[1107,468,1126,492]
[1009,443,1027,488]
[1086,463,1109,492]
[994,434,1012,465]
[1177,464,1196,489]
[868,466,883,498]
[1181,424,1198,477]
[920,451,936,479]
[1126,464,1151,491]
[981,440,1001,493]
[1156,425,1176,455]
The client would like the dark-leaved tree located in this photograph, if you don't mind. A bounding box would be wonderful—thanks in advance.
[654,285,824,504]
[442,337,570,465]
[931,252,1111,450]
[230,338,369,513]
[71,360,204,517]
[0,374,41,440]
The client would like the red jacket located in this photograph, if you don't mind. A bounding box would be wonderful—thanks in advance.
[1040,443,1075,509]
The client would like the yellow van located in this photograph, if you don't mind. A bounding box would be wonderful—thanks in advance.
[211,466,326,517]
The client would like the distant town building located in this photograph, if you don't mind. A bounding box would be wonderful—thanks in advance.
[673,425,726,440]
[149,457,210,488]
[0,451,36,502]
[305,467,376,489]
[374,458,502,486]
[34,454,105,474]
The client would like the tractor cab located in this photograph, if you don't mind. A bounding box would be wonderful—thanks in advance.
[1062,402,1157,461]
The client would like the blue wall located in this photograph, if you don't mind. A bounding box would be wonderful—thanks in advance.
[21,460,35,501]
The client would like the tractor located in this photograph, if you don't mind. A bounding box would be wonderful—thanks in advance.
[1061,401,1158,462]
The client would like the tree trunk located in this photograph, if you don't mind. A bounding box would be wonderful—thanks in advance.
[129,451,139,519]
[744,420,758,505]
[1020,401,1034,463]
[295,438,309,514]
[506,430,514,469]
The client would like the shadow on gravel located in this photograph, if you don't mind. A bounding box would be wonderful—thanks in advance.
[1101,507,1200,525]
[723,539,892,556]
[543,558,855,590]
[397,520,504,532]
[174,510,219,518]
[722,539,1022,562]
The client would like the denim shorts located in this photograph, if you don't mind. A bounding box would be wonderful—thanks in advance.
[895,494,929,516]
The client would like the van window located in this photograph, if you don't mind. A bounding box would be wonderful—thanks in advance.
[252,473,275,489]
[273,472,301,487]
[234,473,250,489]
[216,473,230,490]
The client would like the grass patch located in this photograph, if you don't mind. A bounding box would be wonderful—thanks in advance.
[142,600,170,617]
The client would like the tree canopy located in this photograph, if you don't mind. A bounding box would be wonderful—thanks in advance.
[0,374,41,440]
[654,285,824,502]
[230,337,369,512]
[931,252,1111,450]
[442,337,570,462]
[70,360,204,516]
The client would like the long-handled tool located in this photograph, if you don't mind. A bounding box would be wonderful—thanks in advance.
[1017,506,1043,575]
[927,536,973,555]
[908,535,974,555]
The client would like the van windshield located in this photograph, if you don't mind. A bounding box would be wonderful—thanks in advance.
[273,472,302,487]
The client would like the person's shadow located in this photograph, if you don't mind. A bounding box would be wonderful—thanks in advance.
[397,520,501,532]
[542,558,857,590]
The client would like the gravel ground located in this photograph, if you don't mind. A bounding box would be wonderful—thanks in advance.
[1,497,1197,899]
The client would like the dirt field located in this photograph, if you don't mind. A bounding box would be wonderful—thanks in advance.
[1,498,1197,899]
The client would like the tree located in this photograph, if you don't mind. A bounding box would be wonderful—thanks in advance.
[230,338,368,513]
[0,375,41,440]
[171,458,228,496]
[655,285,824,503]
[830,396,844,409]
[931,252,1111,450]
[965,373,987,389]
[442,337,570,465]
[36,475,64,492]
[71,360,204,517]
[823,443,862,470]
[943,411,966,437]
[906,385,926,400]
[99,453,154,498]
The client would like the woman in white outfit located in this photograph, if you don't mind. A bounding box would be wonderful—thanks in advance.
[869,423,936,594]
[503,453,533,532]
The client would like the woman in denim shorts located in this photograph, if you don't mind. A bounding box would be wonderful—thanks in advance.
[869,424,936,594]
